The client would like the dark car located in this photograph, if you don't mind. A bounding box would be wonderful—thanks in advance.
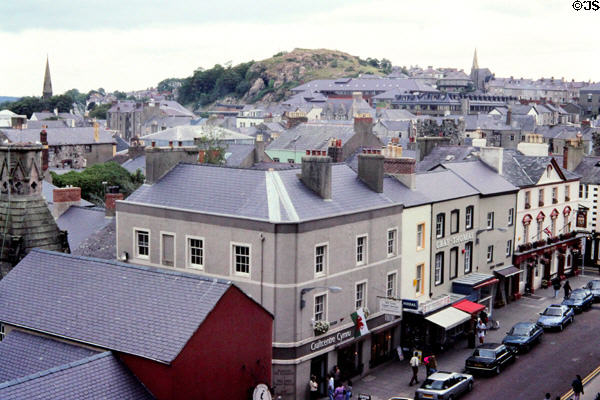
[586,280,600,301]
[465,343,515,375]
[561,288,594,312]
[537,304,574,331]
[502,322,543,353]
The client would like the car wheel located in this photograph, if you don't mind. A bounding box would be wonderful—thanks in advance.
[495,365,501,375]
[448,396,455,400]
[559,323,564,332]
[537,335,542,344]
[467,381,473,392]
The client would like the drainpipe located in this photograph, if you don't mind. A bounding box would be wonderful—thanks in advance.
[429,210,434,297]
[260,232,265,305]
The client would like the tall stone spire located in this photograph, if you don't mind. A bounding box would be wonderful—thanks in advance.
[471,48,479,71]
[42,56,53,99]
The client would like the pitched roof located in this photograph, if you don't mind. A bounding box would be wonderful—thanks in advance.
[0,249,232,363]
[441,161,518,195]
[0,330,98,383]
[291,77,437,93]
[121,155,146,174]
[572,156,600,184]
[139,125,253,143]
[0,127,115,145]
[0,352,153,400]
[501,150,580,187]
[267,122,355,152]
[224,144,255,167]
[417,146,479,172]
[72,219,116,260]
[57,206,112,250]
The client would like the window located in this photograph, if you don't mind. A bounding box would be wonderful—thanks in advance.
[287,159,294,164]
[450,247,459,279]
[417,223,425,250]
[464,242,473,273]
[436,213,445,238]
[537,220,544,239]
[135,229,149,259]
[538,189,544,206]
[161,233,175,267]
[552,187,558,204]
[387,272,397,298]
[0,323,4,341]
[450,210,459,234]
[524,224,530,244]
[487,212,494,229]
[487,245,494,263]
[387,229,397,256]
[551,218,557,236]
[84,144,92,153]
[356,236,367,265]
[434,252,444,285]
[233,244,250,275]
[506,240,512,257]
[525,191,531,208]
[415,264,424,294]
[564,215,570,232]
[355,282,367,309]
[315,244,327,275]
[314,294,326,321]
[186,237,204,268]
[273,158,280,163]
[508,208,514,226]
[465,206,474,230]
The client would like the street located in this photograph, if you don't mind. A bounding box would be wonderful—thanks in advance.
[353,272,600,400]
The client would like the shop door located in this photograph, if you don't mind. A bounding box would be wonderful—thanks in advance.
[558,255,565,276]
[370,329,394,368]
[337,342,362,380]
[310,353,328,396]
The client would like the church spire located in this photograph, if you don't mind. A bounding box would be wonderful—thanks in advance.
[42,56,53,99]
[471,48,479,71]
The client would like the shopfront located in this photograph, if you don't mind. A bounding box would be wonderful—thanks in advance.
[494,265,522,306]
[370,327,396,368]
[451,273,499,317]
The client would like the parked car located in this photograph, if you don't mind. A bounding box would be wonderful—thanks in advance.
[561,288,593,312]
[502,322,543,353]
[586,280,600,301]
[537,304,574,331]
[414,371,473,400]
[465,343,515,375]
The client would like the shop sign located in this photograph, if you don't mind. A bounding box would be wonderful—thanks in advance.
[379,298,403,316]
[420,295,451,314]
[309,327,354,352]
[401,299,419,310]
[435,231,474,249]
[577,210,587,228]
[252,384,272,400]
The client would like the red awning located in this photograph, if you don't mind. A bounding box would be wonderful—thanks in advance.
[452,299,485,315]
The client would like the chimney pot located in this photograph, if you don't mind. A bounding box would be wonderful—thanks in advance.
[178,141,183,147]
[169,141,173,147]
[152,141,156,147]
[105,191,124,217]
[306,150,310,155]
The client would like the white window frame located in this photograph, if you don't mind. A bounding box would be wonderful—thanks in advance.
[314,292,327,322]
[159,231,176,267]
[133,228,150,260]
[506,240,512,257]
[387,228,398,257]
[436,213,445,238]
[464,242,473,273]
[386,271,397,298]
[416,223,425,250]
[314,242,328,277]
[450,210,460,234]
[508,208,514,226]
[487,245,494,263]
[434,252,444,285]
[465,206,474,230]
[487,212,494,229]
[231,242,251,277]
[186,235,205,270]
[416,264,424,295]
[355,280,368,310]
[356,234,368,265]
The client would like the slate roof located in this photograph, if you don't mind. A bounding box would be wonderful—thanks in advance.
[417,146,479,172]
[441,161,518,195]
[0,330,98,383]
[376,109,416,120]
[580,83,600,92]
[139,125,253,143]
[26,120,69,129]
[72,219,116,260]
[224,144,255,167]
[535,125,587,140]
[379,120,410,132]
[501,149,580,187]
[0,352,153,400]
[267,122,355,152]
[0,249,232,363]
[292,78,437,93]
[57,206,112,250]
[121,155,146,174]
[114,135,130,152]
[572,156,600,184]
[42,181,94,207]
[0,127,115,145]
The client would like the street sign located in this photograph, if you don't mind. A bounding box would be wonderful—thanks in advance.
[379,298,403,316]
[401,299,419,310]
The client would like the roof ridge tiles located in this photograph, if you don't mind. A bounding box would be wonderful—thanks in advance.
[0,351,111,390]
[29,249,232,286]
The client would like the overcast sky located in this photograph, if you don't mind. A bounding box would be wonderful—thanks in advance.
[1,0,597,96]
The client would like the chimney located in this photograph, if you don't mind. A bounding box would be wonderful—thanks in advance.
[52,186,81,218]
[145,145,200,184]
[254,134,266,163]
[93,122,99,143]
[563,136,584,171]
[105,186,124,217]
[40,128,49,172]
[300,154,332,199]
[479,146,504,175]
[327,138,344,163]
[506,107,512,126]
[358,151,384,193]
[582,120,591,128]
[354,115,373,138]
[383,147,416,189]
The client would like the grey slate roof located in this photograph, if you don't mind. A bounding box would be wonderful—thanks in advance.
[0,352,153,400]
[224,144,255,167]
[441,161,518,195]
[267,122,355,152]
[26,120,69,129]
[0,330,98,383]
[417,146,479,172]
[72,219,116,260]
[572,156,600,184]
[0,249,232,363]
[114,135,130,152]
[57,206,112,250]
[501,149,580,187]
[121,155,146,174]
[0,127,115,145]
[292,78,437,94]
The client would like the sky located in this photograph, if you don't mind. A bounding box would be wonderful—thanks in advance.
[1,0,598,96]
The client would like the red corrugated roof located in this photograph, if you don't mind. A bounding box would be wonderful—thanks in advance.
[452,299,485,315]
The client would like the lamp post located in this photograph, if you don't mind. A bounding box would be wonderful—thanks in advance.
[300,286,342,309]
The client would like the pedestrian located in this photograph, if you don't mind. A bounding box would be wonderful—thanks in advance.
[429,355,438,375]
[479,309,489,325]
[552,277,561,298]
[344,380,353,400]
[477,319,487,345]
[572,374,584,400]
[332,365,341,385]
[544,393,551,400]
[309,375,318,400]
[409,351,420,386]
[564,280,572,298]
[327,374,335,400]
[333,383,345,400]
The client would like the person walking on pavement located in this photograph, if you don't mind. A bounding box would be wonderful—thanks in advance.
[477,319,487,345]
[564,280,572,299]
[544,393,551,400]
[552,277,561,298]
[572,374,584,400]
[327,374,335,400]
[409,352,420,386]
[309,375,318,400]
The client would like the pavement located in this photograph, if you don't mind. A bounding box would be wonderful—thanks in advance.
[351,270,600,400]
[561,364,600,400]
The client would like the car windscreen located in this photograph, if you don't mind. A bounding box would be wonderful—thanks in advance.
[474,349,496,358]
[590,281,600,289]
[421,379,444,390]
[570,291,587,299]
[543,308,562,316]
[509,325,531,336]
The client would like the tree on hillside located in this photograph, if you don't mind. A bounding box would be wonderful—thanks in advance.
[89,103,112,119]
[113,91,127,100]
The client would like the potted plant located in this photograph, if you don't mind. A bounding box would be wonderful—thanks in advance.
[314,320,330,335]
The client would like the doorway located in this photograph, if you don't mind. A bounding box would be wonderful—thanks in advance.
[310,353,328,396]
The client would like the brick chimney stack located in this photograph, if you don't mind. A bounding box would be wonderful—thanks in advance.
[52,186,81,218]
[383,144,416,189]
[105,186,124,217]
[326,138,344,163]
